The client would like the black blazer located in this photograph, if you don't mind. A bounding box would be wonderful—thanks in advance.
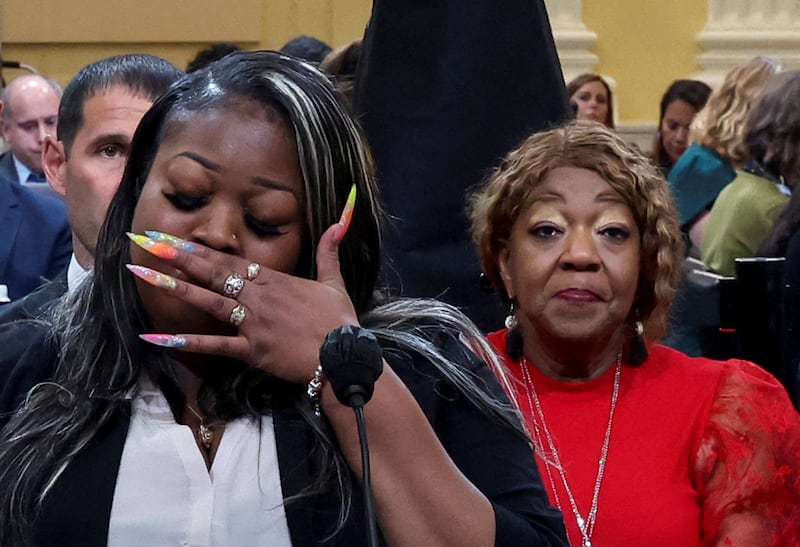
[0,324,568,546]
[0,269,68,323]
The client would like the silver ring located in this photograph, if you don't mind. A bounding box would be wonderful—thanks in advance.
[229,304,246,326]
[223,273,245,298]
[246,262,261,281]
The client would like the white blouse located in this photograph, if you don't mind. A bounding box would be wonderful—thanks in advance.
[108,382,293,547]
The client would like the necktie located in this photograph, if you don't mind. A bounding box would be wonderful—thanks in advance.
[27,172,47,183]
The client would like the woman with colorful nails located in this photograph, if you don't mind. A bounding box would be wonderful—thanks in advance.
[469,121,800,547]
[0,52,567,546]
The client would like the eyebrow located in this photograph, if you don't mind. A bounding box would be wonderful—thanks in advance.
[532,190,626,204]
[175,151,220,172]
[88,133,132,147]
[173,151,297,195]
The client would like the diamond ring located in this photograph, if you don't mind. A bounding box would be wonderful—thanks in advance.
[223,273,245,298]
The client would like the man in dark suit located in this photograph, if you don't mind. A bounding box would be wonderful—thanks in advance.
[0,174,71,303]
[353,0,571,331]
[0,55,182,322]
[0,75,61,185]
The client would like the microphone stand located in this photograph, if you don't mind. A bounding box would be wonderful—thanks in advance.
[351,397,380,547]
[319,325,384,547]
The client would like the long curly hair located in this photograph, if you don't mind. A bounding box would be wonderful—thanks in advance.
[469,121,683,343]
[692,56,781,167]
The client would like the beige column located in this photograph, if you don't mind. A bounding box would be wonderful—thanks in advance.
[543,0,598,83]
[696,0,800,85]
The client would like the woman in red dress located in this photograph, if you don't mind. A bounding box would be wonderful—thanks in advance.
[470,121,800,546]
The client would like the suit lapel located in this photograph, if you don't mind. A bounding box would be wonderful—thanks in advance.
[0,154,20,184]
[0,179,21,278]
[35,403,131,547]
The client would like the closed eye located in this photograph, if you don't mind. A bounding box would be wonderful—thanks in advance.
[163,191,208,211]
[245,211,285,237]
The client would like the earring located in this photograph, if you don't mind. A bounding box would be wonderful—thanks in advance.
[505,303,518,330]
[505,302,523,359]
[629,319,648,365]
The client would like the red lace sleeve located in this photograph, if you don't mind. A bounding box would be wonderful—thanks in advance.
[693,360,800,546]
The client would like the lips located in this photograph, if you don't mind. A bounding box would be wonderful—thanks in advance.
[554,288,603,302]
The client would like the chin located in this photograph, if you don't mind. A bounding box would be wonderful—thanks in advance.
[546,319,619,345]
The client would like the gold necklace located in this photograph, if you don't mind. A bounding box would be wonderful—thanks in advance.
[185,403,214,449]
[520,352,622,547]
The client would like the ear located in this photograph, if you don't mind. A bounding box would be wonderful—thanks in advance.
[43,136,68,197]
[497,243,515,301]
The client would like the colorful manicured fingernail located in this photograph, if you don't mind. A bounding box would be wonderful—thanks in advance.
[337,183,357,239]
[127,232,179,260]
[139,334,187,348]
[126,264,177,290]
[145,230,196,253]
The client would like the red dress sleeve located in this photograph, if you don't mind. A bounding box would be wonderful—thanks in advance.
[693,360,800,546]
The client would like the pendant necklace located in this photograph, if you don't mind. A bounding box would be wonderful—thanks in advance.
[520,352,622,547]
[185,403,214,449]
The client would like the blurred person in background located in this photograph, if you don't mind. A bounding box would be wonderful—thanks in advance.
[652,79,711,176]
[567,73,614,129]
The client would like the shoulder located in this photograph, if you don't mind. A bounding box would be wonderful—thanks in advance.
[646,343,791,406]
[380,325,490,389]
[17,184,67,221]
[0,151,16,179]
[669,144,732,182]
[2,179,67,226]
[0,277,67,324]
[642,344,741,397]
[0,322,59,425]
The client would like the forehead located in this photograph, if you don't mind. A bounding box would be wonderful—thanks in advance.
[156,105,301,193]
[577,80,607,95]
[7,77,59,114]
[528,166,629,208]
[77,86,153,131]
[162,101,291,147]
[663,99,696,122]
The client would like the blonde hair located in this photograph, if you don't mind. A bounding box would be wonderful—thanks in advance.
[692,56,781,166]
[469,121,683,341]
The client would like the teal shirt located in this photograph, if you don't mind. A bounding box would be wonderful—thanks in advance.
[668,143,736,228]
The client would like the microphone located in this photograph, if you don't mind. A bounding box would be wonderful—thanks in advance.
[320,325,383,408]
[319,325,384,547]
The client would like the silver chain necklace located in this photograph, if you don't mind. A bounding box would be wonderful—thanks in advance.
[520,352,622,547]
